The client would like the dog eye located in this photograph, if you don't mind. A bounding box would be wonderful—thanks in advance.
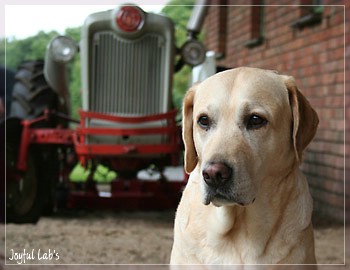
[198,115,210,130]
[247,114,267,130]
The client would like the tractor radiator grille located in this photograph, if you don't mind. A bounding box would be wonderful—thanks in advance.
[90,31,167,116]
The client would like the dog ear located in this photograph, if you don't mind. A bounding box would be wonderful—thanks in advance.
[284,76,319,163]
[182,86,198,174]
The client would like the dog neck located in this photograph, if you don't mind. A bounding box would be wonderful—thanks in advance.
[203,168,314,263]
[209,168,312,240]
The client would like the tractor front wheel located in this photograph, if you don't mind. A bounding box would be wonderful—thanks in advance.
[6,144,45,224]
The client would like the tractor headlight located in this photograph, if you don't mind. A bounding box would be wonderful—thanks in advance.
[181,39,206,67]
[49,36,78,63]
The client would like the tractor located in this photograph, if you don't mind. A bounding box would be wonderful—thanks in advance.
[5,2,209,223]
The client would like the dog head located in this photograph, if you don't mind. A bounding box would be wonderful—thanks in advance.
[182,67,318,207]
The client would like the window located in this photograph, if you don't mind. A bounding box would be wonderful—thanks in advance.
[245,0,265,48]
[290,0,323,29]
[216,1,228,58]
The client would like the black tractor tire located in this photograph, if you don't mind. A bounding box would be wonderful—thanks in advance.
[10,60,59,122]
[6,144,45,224]
[6,60,60,223]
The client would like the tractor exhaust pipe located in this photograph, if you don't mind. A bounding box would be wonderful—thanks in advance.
[176,0,209,71]
[186,0,209,38]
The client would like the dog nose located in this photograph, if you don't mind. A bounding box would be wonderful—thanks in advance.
[202,162,232,188]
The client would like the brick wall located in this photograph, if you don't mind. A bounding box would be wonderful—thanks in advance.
[203,0,347,222]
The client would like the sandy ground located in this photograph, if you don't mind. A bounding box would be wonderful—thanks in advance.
[0,209,346,268]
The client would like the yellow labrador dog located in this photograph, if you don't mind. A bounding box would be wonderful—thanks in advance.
[171,67,319,265]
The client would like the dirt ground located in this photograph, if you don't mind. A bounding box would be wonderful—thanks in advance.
[0,209,346,267]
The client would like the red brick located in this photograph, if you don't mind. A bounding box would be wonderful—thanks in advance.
[328,36,344,50]
[309,141,345,156]
[311,188,344,208]
[324,180,344,195]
